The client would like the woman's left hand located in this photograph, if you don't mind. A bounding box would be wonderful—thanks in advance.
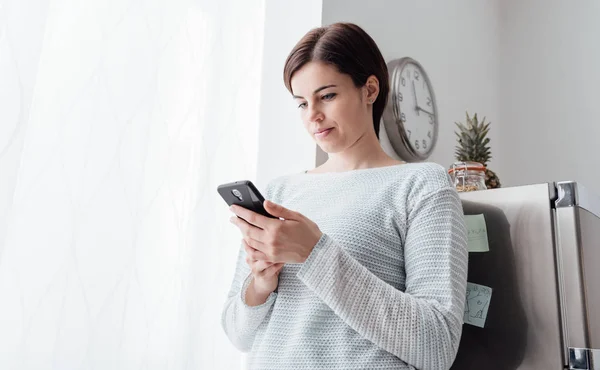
[229,200,323,264]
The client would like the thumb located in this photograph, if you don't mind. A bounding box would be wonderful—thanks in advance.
[264,200,300,220]
[275,263,284,274]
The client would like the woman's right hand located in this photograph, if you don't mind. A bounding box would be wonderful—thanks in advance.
[244,240,284,304]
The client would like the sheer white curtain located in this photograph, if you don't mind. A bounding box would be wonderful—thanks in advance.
[0,0,264,369]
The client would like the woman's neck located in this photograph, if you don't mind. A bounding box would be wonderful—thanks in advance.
[315,133,403,173]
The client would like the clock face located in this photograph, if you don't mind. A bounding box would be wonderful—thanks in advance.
[383,57,438,161]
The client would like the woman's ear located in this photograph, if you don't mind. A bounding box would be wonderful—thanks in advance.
[365,75,380,104]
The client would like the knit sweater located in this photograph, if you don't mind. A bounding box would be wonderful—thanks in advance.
[221,162,469,370]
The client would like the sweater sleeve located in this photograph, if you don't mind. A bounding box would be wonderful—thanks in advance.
[220,181,278,352]
[296,187,469,370]
[220,242,277,352]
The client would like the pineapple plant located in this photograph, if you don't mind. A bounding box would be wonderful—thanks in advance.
[454,112,501,189]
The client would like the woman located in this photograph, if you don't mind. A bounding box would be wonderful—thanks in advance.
[221,22,468,370]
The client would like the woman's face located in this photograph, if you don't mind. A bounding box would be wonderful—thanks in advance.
[290,61,374,154]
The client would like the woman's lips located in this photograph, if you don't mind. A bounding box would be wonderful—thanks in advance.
[315,128,333,138]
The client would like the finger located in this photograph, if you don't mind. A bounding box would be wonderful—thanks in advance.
[231,216,268,244]
[263,200,301,221]
[272,263,284,275]
[244,234,267,252]
[259,262,285,278]
[251,260,273,274]
[230,205,271,229]
[245,255,257,265]
[244,240,269,261]
[241,234,270,257]
[230,215,252,234]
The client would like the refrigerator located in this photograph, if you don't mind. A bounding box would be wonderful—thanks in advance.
[449,181,600,370]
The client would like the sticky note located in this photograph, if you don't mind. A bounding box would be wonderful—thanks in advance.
[465,214,489,252]
[464,282,492,328]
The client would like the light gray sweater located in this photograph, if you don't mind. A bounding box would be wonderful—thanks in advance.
[221,162,468,370]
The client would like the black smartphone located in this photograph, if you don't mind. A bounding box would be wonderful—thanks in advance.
[217,180,276,218]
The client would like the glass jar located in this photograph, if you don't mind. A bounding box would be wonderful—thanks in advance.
[448,161,487,192]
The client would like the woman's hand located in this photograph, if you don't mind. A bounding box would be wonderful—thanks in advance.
[244,239,284,297]
[230,200,323,264]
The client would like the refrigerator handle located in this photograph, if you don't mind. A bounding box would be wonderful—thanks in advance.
[569,347,600,369]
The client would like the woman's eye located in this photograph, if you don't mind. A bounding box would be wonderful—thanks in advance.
[322,93,336,100]
[297,102,307,109]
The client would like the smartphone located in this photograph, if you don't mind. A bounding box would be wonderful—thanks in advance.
[217,180,276,218]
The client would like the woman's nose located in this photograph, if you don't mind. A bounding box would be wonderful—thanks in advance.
[308,105,324,123]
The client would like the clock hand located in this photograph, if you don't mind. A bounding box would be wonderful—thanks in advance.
[412,80,419,116]
[417,106,435,116]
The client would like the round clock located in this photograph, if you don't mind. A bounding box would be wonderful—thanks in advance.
[382,57,438,161]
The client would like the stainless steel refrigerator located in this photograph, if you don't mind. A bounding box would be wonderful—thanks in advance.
[450,182,600,370]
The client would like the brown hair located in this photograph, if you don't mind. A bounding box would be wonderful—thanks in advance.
[283,22,389,139]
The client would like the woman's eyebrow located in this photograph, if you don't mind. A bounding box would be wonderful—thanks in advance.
[293,84,337,99]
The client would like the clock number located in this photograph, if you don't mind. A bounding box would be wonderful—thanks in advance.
[415,140,420,150]
[397,92,403,102]
[427,131,432,139]
[422,140,427,149]
[429,115,434,124]
[426,97,432,107]
[414,70,420,81]
[407,130,411,139]
[401,113,406,122]
[401,77,406,87]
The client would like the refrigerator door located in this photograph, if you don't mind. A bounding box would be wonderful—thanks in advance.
[453,183,564,370]
[554,182,600,370]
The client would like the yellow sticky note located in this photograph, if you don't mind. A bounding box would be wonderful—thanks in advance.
[465,214,489,252]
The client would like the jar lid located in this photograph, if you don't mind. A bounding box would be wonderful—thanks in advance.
[448,161,486,174]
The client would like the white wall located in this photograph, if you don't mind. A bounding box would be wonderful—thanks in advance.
[255,0,323,188]
[498,0,600,193]
[321,0,500,171]
[320,0,600,195]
